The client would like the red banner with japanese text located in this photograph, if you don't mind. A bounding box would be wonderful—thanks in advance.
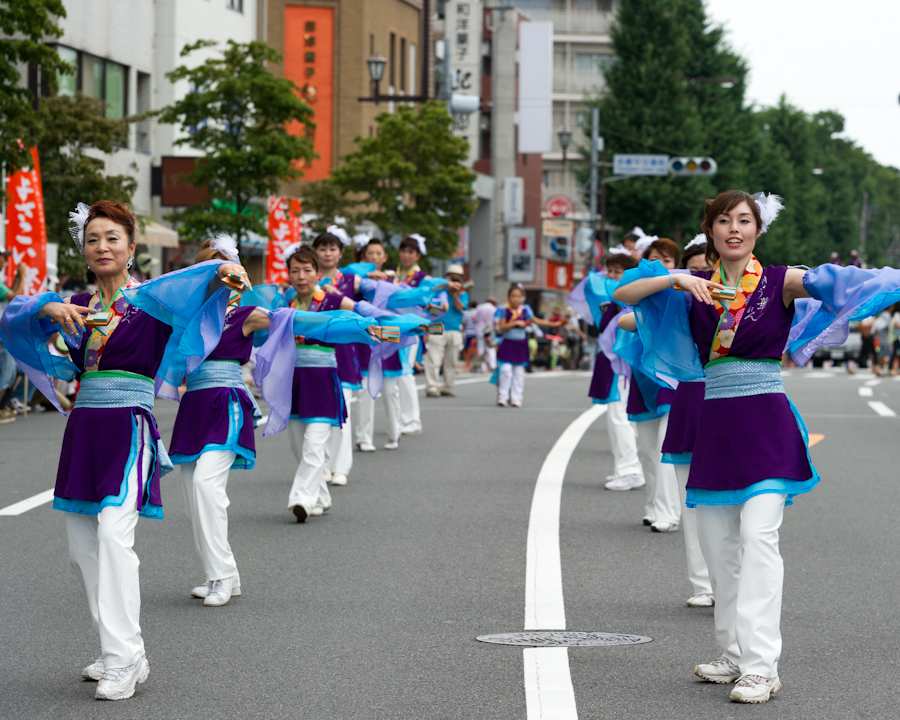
[266,196,302,285]
[5,147,47,294]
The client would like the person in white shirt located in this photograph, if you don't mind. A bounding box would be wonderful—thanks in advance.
[474,297,498,373]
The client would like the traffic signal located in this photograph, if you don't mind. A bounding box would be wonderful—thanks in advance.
[668,157,718,176]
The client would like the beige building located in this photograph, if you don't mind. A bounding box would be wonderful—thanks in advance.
[265,0,431,198]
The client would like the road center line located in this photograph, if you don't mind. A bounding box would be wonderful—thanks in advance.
[0,489,55,516]
[868,401,897,417]
[524,404,606,720]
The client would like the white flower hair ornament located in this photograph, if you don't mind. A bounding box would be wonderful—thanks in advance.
[752,192,785,234]
[684,233,708,251]
[68,202,91,254]
[282,241,304,261]
[326,225,352,246]
[608,245,632,256]
[634,235,658,257]
[210,233,240,263]
[353,233,372,252]
[408,233,427,255]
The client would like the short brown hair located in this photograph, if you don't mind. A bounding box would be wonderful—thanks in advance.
[357,237,384,262]
[312,232,343,250]
[681,241,709,269]
[645,238,681,266]
[194,237,230,264]
[84,200,137,244]
[605,253,637,273]
[700,190,762,266]
[287,245,319,272]
[399,235,422,254]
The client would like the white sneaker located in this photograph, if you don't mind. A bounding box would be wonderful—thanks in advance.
[322,469,333,483]
[192,575,241,599]
[357,443,376,452]
[497,398,509,407]
[82,656,103,681]
[95,656,150,700]
[694,656,741,684]
[604,474,645,491]
[310,504,331,516]
[204,576,238,607]
[384,440,400,450]
[687,593,715,608]
[651,521,679,533]
[401,422,422,435]
[330,472,348,486]
[729,674,781,703]
[291,504,309,523]
[642,516,654,526]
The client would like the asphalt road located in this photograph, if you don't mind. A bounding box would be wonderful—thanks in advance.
[0,367,898,719]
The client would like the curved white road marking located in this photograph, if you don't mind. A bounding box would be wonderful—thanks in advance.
[524,404,607,720]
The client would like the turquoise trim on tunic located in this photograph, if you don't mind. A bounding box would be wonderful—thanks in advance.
[288,415,342,426]
[53,415,165,519]
[591,379,621,405]
[169,392,256,470]
[686,397,821,508]
[341,381,363,391]
[662,451,692,465]
[628,404,671,423]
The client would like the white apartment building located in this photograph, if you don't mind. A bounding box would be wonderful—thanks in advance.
[515,0,615,224]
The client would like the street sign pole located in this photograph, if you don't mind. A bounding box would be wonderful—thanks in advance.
[590,108,598,232]
[599,136,606,250]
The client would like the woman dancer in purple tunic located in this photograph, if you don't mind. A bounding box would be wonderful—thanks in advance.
[615,190,815,703]
[0,201,246,701]
[495,283,563,407]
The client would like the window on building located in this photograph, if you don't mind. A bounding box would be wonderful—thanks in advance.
[104,61,126,120]
[573,0,613,10]
[136,72,151,153]
[56,46,78,97]
[227,0,244,13]
[389,33,396,91]
[400,38,407,93]
[409,43,416,96]
[574,53,612,74]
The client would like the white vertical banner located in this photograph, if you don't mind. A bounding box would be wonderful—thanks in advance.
[446,0,483,167]
[507,226,536,283]
[503,177,525,224]
[518,22,552,154]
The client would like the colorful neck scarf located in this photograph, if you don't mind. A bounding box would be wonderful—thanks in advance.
[708,255,763,362]
[83,276,141,372]
[395,265,421,285]
[319,268,343,287]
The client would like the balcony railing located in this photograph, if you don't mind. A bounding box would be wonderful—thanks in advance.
[553,70,606,96]
[523,9,614,35]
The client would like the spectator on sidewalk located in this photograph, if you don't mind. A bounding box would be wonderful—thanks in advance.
[424,264,469,397]
[474,296,498,373]
[0,251,24,424]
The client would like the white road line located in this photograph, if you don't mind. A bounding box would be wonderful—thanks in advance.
[805,371,836,379]
[523,404,606,720]
[0,489,54,516]
[864,379,882,387]
[858,386,874,397]
[868,401,897,417]
[524,648,579,720]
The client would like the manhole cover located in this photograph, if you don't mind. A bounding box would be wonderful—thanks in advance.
[476,631,652,647]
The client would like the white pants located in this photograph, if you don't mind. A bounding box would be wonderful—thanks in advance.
[398,373,422,431]
[497,363,525,404]
[696,493,786,677]
[635,413,681,525]
[476,335,497,372]
[425,331,462,393]
[675,463,712,596]
[66,420,151,670]
[606,376,642,479]
[287,420,332,512]
[356,377,401,446]
[325,387,354,476]
[181,449,238,582]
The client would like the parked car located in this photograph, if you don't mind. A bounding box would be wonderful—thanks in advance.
[811,321,862,366]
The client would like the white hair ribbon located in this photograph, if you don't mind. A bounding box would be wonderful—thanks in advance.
[752,192,785,234]
[409,233,427,255]
[326,225,352,246]
[352,233,372,252]
[684,233,707,251]
[608,245,632,256]
[68,202,91,254]
[282,241,304,260]
[632,226,647,238]
[634,235,658,256]
[210,233,240,263]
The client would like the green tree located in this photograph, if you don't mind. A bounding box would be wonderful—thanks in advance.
[304,101,478,261]
[156,40,316,249]
[33,95,138,279]
[0,0,70,171]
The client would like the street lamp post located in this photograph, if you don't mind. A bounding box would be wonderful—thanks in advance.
[365,55,387,105]
[557,130,572,174]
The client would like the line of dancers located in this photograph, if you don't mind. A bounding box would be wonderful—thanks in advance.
[0,201,456,701]
[573,189,900,704]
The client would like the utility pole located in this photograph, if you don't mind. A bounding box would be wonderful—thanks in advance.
[599,136,606,249]
[590,108,598,230]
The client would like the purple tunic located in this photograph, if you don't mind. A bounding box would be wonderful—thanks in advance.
[58,294,171,511]
[660,381,705,454]
[588,303,619,402]
[291,292,347,425]
[626,372,674,418]
[327,273,363,387]
[496,306,532,366]
[169,305,257,465]
[383,269,428,374]
[687,266,813,492]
